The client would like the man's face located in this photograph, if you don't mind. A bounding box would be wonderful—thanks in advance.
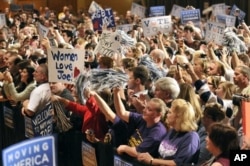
[127,71,136,90]
[50,82,64,94]
[233,67,246,86]
[33,66,44,83]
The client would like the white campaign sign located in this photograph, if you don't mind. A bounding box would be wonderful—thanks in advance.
[48,48,85,83]
[141,16,172,37]
[131,2,146,18]
[205,21,226,45]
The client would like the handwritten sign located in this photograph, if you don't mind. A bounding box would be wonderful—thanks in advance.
[82,141,97,166]
[181,9,201,25]
[141,16,172,37]
[48,48,85,83]
[212,3,226,16]
[216,14,236,27]
[94,30,135,56]
[0,13,6,28]
[92,8,115,31]
[2,135,56,166]
[116,24,133,33]
[38,23,49,38]
[131,2,146,18]
[205,21,226,45]
[3,106,14,129]
[24,104,53,138]
[88,1,103,14]
[170,4,185,18]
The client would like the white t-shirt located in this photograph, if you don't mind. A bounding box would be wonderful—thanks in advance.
[28,83,51,113]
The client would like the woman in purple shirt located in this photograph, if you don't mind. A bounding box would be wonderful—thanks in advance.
[138,99,200,166]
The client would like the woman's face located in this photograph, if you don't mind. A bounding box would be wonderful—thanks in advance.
[20,69,29,83]
[154,86,168,101]
[215,83,224,98]
[142,100,158,122]
[166,106,177,126]
[193,58,204,75]
[205,135,219,155]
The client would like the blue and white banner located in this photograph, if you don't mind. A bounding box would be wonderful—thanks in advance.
[92,8,115,31]
[181,9,201,25]
[24,104,53,138]
[2,135,56,166]
[149,6,165,17]
[114,155,133,166]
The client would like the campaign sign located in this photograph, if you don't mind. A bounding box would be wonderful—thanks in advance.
[116,24,133,33]
[24,104,53,138]
[131,2,146,18]
[48,48,85,83]
[94,30,135,56]
[38,23,49,38]
[82,141,97,166]
[216,14,236,27]
[2,135,56,166]
[149,6,165,17]
[0,13,6,28]
[181,9,201,25]
[141,16,172,37]
[205,21,226,46]
[3,106,14,129]
[114,155,133,166]
[88,1,103,14]
[230,4,246,22]
[92,8,115,31]
[170,4,185,18]
[212,3,226,16]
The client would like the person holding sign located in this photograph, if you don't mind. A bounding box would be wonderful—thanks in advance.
[22,63,51,117]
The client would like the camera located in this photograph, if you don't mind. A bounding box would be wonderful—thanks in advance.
[232,94,249,106]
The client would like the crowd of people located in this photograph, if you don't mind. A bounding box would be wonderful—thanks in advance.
[0,2,250,166]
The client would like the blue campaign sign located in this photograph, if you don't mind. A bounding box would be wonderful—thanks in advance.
[2,135,56,166]
[114,155,133,166]
[149,6,165,17]
[230,4,246,22]
[25,104,53,138]
[92,8,115,31]
[181,9,201,24]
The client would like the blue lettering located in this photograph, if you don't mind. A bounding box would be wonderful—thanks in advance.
[57,70,71,81]
[51,50,78,61]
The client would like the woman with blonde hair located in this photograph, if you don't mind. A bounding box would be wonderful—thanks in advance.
[138,99,200,165]
[178,83,203,123]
